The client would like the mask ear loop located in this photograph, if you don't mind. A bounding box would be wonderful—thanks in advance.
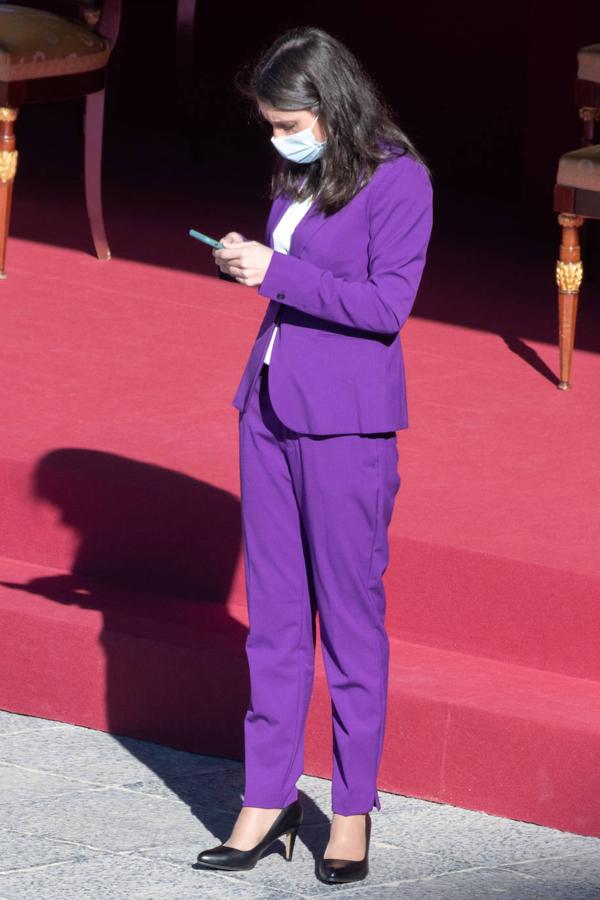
[311,114,327,146]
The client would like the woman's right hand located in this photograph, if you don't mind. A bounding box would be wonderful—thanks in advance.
[214,232,247,277]
[219,231,246,245]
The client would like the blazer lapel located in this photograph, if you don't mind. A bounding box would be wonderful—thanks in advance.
[267,191,328,257]
[290,200,327,257]
[267,194,291,247]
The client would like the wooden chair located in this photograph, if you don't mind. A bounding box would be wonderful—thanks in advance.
[553,145,600,389]
[0,1,122,277]
[576,44,600,146]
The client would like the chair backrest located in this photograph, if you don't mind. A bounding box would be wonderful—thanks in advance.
[7,2,99,23]
[5,1,121,46]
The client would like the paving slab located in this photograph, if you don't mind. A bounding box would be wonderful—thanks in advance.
[0,763,99,806]
[0,711,66,736]
[0,849,294,900]
[0,827,87,873]
[0,786,205,853]
[1,709,600,900]
[0,719,239,786]
[301,863,600,900]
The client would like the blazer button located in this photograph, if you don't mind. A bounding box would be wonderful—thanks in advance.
[276,292,285,300]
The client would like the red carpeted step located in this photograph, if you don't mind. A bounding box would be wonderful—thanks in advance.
[0,554,250,759]
[3,446,600,682]
[2,554,600,837]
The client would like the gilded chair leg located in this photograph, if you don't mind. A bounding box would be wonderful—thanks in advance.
[555,213,584,390]
[84,88,111,261]
[0,107,19,279]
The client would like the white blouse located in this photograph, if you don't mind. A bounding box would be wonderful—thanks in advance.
[263,194,314,365]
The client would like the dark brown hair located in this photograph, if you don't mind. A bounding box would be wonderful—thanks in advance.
[234,26,432,216]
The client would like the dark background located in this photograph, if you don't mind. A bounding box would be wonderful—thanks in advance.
[11,1,600,249]
[104,2,596,206]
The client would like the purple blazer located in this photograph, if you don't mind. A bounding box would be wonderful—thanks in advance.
[230,152,433,434]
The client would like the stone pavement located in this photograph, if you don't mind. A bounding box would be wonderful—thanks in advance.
[1,709,600,899]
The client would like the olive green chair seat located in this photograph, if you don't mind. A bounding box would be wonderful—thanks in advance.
[556,145,600,193]
[577,44,600,84]
[0,4,110,82]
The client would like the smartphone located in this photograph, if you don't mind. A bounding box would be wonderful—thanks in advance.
[189,228,225,249]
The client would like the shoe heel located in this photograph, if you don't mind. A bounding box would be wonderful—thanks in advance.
[283,826,299,861]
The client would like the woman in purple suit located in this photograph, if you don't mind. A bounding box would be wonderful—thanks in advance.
[197,25,433,885]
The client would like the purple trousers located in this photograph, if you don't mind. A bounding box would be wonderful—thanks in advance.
[238,362,401,814]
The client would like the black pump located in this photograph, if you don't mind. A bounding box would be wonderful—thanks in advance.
[317,812,371,884]
[196,799,303,871]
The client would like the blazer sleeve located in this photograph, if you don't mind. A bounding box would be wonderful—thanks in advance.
[257,157,433,334]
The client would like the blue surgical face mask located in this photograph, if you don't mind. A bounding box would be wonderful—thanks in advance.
[271,113,327,164]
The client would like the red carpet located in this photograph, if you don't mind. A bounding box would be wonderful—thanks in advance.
[1,115,600,836]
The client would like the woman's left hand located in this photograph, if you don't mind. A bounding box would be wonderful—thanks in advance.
[213,240,274,288]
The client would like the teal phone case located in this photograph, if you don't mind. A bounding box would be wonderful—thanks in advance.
[189,229,225,249]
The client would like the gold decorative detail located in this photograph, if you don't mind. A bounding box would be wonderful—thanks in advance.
[555,260,583,293]
[558,213,585,228]
[579,106,600,122]
[0,150,17,182]
[83,8,101,27]
[0,108,18,122]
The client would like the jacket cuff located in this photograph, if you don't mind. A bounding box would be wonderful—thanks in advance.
[258,250,320,307]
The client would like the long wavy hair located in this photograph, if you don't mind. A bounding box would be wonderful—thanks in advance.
[234,26,432,216]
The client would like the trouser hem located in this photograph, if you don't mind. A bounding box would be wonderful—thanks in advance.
[332,791,381,815]
[242,785,299,809]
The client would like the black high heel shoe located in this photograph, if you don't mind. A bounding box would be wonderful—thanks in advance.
[317,812,371,884]
[196,799,303,871]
